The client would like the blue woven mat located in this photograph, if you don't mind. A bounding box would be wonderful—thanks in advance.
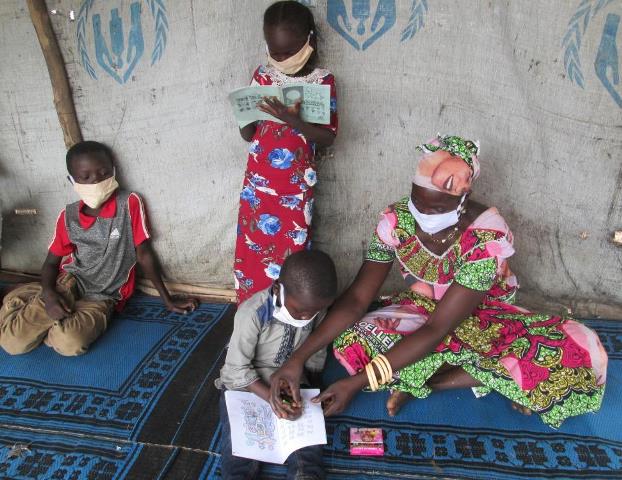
[0,288,620,479]
[202,319,622,479]
[0,293,234,479]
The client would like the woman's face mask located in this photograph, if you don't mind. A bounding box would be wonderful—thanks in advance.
[266,35,314,75]
[272,284,318,328]
[408,195,465,235]
[69,169,119,209]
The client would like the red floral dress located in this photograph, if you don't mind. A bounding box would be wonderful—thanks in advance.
[234,65,338,304]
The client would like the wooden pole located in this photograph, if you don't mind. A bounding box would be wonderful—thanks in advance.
[26,0,82,148]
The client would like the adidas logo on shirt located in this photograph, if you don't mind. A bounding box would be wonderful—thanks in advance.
[110,228,121,239]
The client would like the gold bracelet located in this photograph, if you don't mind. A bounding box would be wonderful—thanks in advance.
[365,363,379,391]
[372,356,390,384]
[381,354,394,382]
[375,359,390,384]
[368,363,379,391]
[374,354,393,384]
[365,363,374,391]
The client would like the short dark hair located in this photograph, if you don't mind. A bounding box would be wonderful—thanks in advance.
[264,1,318,63]
[279,250,337,300]
[66,141,114,174]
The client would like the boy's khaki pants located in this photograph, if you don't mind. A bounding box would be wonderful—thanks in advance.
[0,274,114,356]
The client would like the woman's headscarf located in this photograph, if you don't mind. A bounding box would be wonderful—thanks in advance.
[413,134,480,197]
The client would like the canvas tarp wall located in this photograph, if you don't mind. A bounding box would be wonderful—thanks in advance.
[0,0,620,313]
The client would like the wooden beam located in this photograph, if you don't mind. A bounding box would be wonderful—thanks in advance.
[26,0,82,148]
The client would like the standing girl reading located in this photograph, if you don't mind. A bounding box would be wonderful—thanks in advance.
[234,1,338,304]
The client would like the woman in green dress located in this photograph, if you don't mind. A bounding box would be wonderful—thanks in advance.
[269,135,607,428]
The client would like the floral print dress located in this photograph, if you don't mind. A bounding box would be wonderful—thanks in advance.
[234,65,338,304]
[333,198,608,428]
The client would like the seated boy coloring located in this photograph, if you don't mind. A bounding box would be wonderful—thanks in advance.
[216,250,337,480]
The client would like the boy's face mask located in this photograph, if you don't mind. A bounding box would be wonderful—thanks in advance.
[272,284,318,328]
[69,169,119,209]
[266,35,314,75]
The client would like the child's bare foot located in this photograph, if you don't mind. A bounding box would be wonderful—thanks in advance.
[386,390,412,417]
[511,402,532,415]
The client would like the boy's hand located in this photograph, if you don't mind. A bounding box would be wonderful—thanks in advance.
[165,296,199,314]
[42,290,72,320]
[275,380,303,420]
[270,358,304,419]
[258,97,302,128]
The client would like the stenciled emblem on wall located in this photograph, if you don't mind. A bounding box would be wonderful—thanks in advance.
[562,0,622,107]
[77,0,168,84]
[327,0,428,50]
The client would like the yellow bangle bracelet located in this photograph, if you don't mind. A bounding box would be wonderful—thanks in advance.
[366,363,379,391]
[374,354,393,383]
[369,363,380,391]
[370,358,385,384]
[372,357,390,384]
[365,364,374,391]
[374,358,390,384]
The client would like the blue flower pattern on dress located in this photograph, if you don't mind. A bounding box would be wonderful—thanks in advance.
[268,148,295,170]
[234,269,254,289]
[249,173,270,188]
[280,195,303,210]
[240,186,260,209]
[264,262,281,280]
[304,168,317,186]
[257,214,281,236]
[287,223,308,245]
[245,235,262,252]
[249,140,262,155]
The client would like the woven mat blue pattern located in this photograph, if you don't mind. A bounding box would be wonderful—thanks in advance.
[0,293,234,479]
[203,319,622,479]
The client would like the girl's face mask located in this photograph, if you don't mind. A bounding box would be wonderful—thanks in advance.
[266,35,314,75]
[408,195,465,235]
[69,169,119,209]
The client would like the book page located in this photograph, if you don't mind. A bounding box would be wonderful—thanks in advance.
[228,86,283,127]
[228,84,331,128]
[224,389,326,464]
[225,390,283,463]
[282,84,331,125]
[276,388,327,460]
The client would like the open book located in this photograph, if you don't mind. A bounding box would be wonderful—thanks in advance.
[228,84,331,128]
[224,389,327,464]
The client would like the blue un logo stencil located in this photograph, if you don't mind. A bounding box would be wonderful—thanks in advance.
[77,0,168,84]
[562,0,622,108]
[327,0,428,50]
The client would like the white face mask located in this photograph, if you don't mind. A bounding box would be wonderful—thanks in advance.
[69,170,119,209]
[272,284,317,328]
[408,196,464,235]
[266,35,314,75]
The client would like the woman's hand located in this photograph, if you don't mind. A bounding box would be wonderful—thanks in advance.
[42,290,72,321]
[258,97,302,128]
[312,377,360,416]
[165,296,199,314]
[269,358,304,419]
